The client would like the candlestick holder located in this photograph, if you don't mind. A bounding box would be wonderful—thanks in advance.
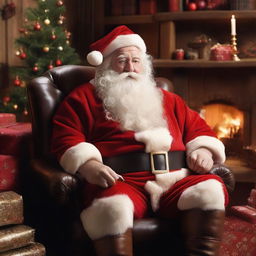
[231,34,240,61]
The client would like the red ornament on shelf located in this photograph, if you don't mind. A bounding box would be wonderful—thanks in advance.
[55,59,62,66]
[14,76,21,87]
[19,52,27,59]
[34,21,41,31]
[188,2,197,11]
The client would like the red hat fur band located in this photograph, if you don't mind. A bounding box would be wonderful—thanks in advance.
[87,25,147,66]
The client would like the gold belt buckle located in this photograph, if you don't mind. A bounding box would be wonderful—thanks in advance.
[150,151,169,174]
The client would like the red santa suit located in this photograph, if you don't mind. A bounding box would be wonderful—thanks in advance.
[51,82,228,220]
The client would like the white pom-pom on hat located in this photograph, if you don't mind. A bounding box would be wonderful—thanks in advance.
[87,50,103,66]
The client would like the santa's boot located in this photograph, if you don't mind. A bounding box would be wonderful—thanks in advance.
[180,209,225,256]
[93,228,133,256]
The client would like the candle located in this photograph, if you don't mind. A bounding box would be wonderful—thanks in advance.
[231,15,236,35]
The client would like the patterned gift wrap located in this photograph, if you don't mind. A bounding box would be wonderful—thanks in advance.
[0,192,23,227]
[0,225,34,253]
[0,115,16,127]
[0,156,19,192]
[0,123,32,157]
[0,243,45,256]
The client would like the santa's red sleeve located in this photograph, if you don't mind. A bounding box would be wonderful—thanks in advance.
[51,84,102,174]
[171,93,225,164]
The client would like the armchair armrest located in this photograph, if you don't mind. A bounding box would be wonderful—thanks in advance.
[210,164,235,194]
[30,158,81,206]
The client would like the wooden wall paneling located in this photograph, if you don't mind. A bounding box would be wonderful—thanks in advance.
[0,0,7,88]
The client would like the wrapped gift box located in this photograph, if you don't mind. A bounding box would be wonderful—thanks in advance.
[0,225,34,253]
[0,242,45,256]
[0,156,19,192]
[0,123,32,157]
[0,114,16,127]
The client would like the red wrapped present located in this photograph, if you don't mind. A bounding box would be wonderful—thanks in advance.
[230,205,256,224]
[0,155,19,192]
[0,123,31,157]
[0,114,16,127]
[210,43,234,61]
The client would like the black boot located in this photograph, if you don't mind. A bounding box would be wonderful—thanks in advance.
[93,229,133,256]
[180,209,225,256]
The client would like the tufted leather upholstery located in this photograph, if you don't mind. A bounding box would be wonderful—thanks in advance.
[27,65,235,256]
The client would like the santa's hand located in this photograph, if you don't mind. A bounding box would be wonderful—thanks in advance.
[187,148,214,174]
[77,159,122,188]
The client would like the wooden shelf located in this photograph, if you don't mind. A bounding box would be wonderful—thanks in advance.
[153,58,256,68]
[155,10,256,21]
[105,15,154,25]
[105,10,256,25]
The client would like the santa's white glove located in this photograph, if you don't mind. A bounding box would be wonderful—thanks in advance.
[186,147,214,174]
[77,159,123,188]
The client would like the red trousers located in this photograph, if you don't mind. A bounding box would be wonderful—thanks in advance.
[82,171,229,219]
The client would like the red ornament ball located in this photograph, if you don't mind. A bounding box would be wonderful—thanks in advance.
[56,0,64,6]
[196,0,206,9]
[2,96,11,103]
[51,34,57,40]
[55,59,62,66]
[48,64,54,69]
[33,65,39,72]
[14,78,21,86]
[34,22,41,31]
[188,2,197,11]
[20,52,27,59]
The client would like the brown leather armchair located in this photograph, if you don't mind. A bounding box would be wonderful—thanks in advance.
[26,65,235,256]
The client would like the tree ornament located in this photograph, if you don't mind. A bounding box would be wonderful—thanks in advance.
[19,28,26,33]
[48,62,54,69]
[20,81,26,88]
[55,59,62,66]
[58,46,63,51]
[15,50,21,56]
[41,0,46,2]
[43,46,50,52]
[13,104,18,110]
[14,76,21,86]
[2,96,11,105]
[57,19,63,25]
[24,30,29,35]
[65,31,71,39]
[188,2,197,11]
[33,64,39,72]
[51,31,57,40]
[56,0,64,7]
[20,52,27,59]
[34,21,41,31]
[66,40,70,45]
[24,18,28,23]
[23,109,28,116]
[44,18,51,25]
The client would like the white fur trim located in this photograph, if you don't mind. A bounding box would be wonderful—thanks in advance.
[145,168,189,211]
[80,195,134,240]
[186,136,226,164]
[103,34,146,57]
[60,142,102,174]
[177,179,225,211]
[134,128,172,153]
[87,50,103,66]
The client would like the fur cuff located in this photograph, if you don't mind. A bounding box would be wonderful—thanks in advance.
[80,195,134,240]
[60,142,102,174]
[135,128,172,153]
[186,136,225,164]
[177,179,225,211]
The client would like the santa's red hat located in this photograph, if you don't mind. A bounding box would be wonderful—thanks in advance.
[87,25,146,66]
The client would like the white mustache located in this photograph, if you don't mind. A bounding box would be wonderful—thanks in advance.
[112,72,140,82]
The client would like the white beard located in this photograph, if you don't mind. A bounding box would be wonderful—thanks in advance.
[94,69,167,132]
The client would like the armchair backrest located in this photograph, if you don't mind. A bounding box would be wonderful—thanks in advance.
[27,65,173,157]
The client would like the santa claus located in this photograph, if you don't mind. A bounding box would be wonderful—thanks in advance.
[51,25,228,256]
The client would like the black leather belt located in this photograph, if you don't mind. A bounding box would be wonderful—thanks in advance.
[103,151,187,175]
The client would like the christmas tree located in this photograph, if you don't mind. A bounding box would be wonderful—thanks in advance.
[0,0,80,117]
